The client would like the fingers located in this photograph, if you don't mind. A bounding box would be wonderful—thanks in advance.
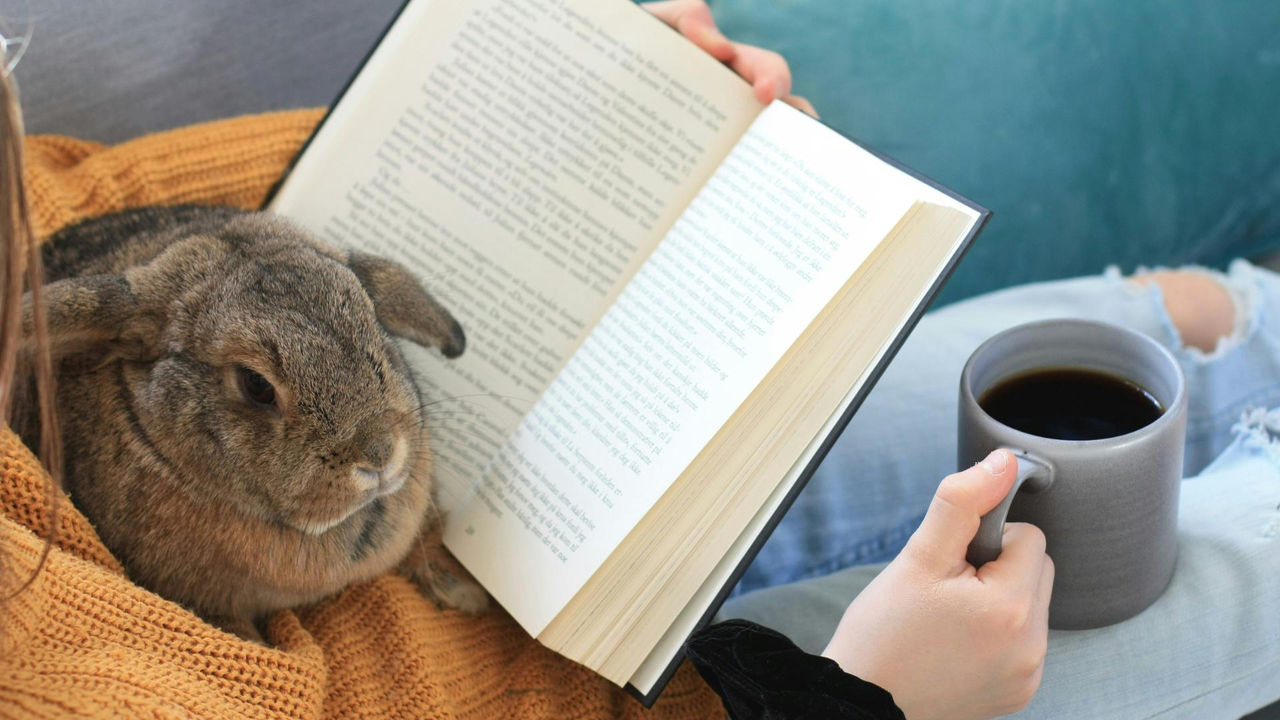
[642,0,735,62]
[643,0,798,106]
[1033,553,1054,629]
[986,523,1052,711]
[905,450,1018,574]
[1019,556,1053,708]
[783,94,819,119]
[978,522,1049,597]
[727,43,793,104]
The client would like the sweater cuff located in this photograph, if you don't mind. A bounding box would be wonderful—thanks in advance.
[686,619,905,720]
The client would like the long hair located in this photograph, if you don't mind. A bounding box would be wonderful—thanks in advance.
[0,56,61,598]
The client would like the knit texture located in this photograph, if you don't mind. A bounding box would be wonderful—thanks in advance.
[1,110,724,719]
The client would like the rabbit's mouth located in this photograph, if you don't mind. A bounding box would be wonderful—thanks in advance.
[285,487,393,536]
[286,430,414,532]
[280,434,414,535]
[285,473,411,537]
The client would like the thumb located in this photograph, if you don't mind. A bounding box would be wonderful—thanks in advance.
[904,449,1017,575]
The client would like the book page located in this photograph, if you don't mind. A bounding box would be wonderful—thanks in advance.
[629,205,977,695]
[446,102,932,634]
[269,0,761,509]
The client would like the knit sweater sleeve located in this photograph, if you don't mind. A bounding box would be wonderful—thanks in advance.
[24,109,324,240]
[686,620,905,720]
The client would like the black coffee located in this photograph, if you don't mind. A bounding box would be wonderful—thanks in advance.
[978,368,1164,441]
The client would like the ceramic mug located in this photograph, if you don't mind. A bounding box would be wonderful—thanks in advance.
[958,319,1187,630]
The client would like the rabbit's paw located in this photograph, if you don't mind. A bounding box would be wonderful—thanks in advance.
[411,559,490,615]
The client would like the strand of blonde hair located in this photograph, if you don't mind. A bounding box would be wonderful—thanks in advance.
[0,60,61,599]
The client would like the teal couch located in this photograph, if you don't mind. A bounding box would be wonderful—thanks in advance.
[711,0,1280,304]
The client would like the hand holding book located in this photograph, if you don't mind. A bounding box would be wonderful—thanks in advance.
[641,0,816,114]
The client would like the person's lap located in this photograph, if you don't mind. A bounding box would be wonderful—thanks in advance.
[721,261,1280,718]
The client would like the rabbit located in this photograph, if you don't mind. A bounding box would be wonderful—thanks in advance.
[13,203,489,641]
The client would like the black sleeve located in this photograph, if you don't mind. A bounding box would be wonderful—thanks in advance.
[685,619,906,720]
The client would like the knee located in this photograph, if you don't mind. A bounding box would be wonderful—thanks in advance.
[1131,271,1237,353]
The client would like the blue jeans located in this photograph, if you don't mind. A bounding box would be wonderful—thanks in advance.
[719,261,1280,718]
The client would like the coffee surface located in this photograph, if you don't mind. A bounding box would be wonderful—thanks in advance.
[978,368,1164,440]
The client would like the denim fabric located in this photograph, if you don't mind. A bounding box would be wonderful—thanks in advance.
[735,260,1280,594]
[720,261,1280,717]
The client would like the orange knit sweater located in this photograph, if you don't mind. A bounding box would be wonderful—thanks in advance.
[0,110,724,719]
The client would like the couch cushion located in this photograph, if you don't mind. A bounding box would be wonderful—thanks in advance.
[710,0,1280,303]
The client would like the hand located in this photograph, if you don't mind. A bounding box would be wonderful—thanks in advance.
[821,450,1054,720]
[641,0,817,116]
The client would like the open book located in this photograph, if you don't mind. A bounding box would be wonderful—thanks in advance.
[268,0,987,703]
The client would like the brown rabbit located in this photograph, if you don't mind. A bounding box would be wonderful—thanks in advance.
[13,204,488,640]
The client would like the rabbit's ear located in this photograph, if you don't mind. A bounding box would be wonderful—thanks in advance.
[345,252,465,358]
[23,274,162,361]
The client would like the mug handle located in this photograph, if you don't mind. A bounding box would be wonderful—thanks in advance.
[965,450,1054,567]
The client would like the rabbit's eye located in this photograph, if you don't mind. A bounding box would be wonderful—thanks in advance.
[236,366,277,409]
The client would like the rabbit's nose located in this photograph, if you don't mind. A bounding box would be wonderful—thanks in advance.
[353,434,407,494]
[353,465,384,493]
[353,464,407,496]
[364,437,394,469]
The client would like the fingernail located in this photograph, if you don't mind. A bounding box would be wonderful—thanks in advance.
[979,449,1007,475]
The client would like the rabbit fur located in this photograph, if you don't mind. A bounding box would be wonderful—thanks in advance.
[14,205,488,639]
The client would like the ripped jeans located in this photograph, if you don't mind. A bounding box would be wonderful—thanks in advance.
[718,260,1280,719]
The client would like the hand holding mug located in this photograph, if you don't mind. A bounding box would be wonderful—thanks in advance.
[822,450,1054,720]
[959,319,1187,629]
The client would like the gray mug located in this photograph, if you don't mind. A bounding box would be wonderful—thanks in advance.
[958,319,1187,630]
